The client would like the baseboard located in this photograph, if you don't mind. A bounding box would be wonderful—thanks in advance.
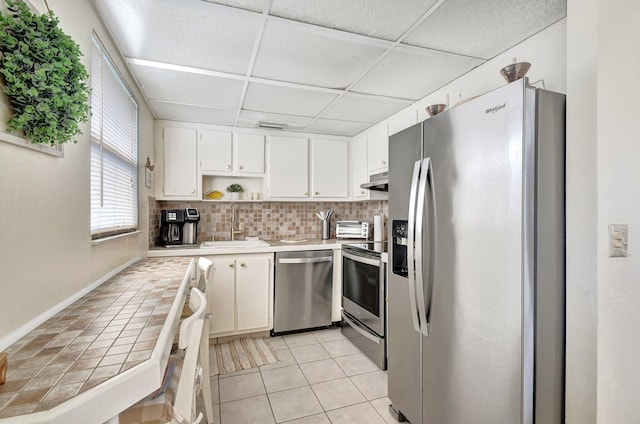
[0,257,141,352]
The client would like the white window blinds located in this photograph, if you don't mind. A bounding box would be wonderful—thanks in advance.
[90,35,139,239]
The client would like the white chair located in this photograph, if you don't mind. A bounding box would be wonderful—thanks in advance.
[196,257,215,424]
[119,288,207,424]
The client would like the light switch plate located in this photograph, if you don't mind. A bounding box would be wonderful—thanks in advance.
[608,224,629,257]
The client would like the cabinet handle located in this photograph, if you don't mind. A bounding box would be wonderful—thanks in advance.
[226,165,231,170]
[240,263,246,268]
[239,165,244,170]
[229,263,234,268]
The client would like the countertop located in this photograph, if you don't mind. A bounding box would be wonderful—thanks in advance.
[148,238,351,257]
[0,257,194,423]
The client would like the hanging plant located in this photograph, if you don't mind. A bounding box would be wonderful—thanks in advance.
[0,0,90,146]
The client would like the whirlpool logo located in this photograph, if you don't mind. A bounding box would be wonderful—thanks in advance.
[485,103,506,114]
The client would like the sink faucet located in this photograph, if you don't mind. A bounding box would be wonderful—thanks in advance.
[230,203,242,240]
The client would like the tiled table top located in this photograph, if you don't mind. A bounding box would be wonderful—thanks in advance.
[0,257,193,421]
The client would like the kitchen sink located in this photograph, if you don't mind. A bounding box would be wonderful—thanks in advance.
[200,240,271,248]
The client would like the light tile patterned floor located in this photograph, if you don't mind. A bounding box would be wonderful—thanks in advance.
[197,327,399,424]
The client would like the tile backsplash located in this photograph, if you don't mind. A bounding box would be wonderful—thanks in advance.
[148,198,388,248]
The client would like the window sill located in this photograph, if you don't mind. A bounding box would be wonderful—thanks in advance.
[92,231,140,245]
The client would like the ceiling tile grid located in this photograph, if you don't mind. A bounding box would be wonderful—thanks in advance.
[92,0,567,137]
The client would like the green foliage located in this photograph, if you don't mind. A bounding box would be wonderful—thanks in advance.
[226,183,245,193]
[0,0,90,146]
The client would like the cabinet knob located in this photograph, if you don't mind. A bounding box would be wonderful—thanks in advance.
[229,263,234,268]
[239,165,244,170]
[240,263,246,268]
[191,189,196,194]
[361,190,365,195]
[304,192,308,196]
[382,160,386,165]
[226,165,231,170]
[315,192,319,195]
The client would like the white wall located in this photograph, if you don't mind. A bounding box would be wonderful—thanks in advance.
[0,0,155,342]
[565,0,599,422]
[596,0,640,421]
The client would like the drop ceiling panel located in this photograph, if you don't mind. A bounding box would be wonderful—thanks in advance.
[243,83,339,117]
[130,64,244,109]
[151,102,237,126]
[237,110,312,131]
[403,0,567,59]
[202,0,264,13]
[305,119,371,137]
[92,0,261,74]
[351,48,483,100]
[268,0,440,41]
[252,20,387,89]
[322,95,409,124]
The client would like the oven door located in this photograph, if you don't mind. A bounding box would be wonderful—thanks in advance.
[342,250,384,336]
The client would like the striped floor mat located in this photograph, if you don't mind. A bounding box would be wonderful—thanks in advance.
[210,337,277,376]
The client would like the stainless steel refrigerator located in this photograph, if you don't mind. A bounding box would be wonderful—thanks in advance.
[387,79,565,424]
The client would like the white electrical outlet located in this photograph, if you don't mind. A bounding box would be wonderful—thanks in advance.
[608,224,629,257]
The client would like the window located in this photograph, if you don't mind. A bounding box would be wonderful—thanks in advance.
[90,34,139,239]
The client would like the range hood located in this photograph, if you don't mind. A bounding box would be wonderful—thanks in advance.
[361,171,388,192]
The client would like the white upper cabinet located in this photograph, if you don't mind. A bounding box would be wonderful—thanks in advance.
[200,130,233,173]
[351,135,369,200]
[367,123,389,174]
[311,139,349,199]
[160,126,199,199]
[233,133,265,174]
[200,131,265,175]
[266,136,309,198]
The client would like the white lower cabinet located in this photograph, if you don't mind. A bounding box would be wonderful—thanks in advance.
[206,253,273,336]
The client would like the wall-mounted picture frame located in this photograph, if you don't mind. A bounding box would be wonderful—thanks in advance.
[145,167,152,189]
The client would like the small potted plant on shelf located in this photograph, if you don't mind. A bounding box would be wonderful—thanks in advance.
[226,183,245,200]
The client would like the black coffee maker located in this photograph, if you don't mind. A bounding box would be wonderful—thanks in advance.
[159,209,200,246]
[160,209,185,246]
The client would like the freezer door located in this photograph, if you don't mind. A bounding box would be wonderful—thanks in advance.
[387,122,423,424]
[421,80,531,424]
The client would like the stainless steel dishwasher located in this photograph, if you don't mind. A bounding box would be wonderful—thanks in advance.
[273,250,333,334]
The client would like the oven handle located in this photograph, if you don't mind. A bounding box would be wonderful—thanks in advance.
[342,251,381,267]
[278,257,332,264]
[342,311,382,344]
[407,160,422,333]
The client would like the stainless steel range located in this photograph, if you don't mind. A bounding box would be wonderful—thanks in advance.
[341,242,387,369]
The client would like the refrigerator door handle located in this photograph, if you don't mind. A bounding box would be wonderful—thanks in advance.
[415,157,431,336]
[406,160,422,333]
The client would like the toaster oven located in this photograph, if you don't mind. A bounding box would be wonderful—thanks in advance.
[336,221,370,239]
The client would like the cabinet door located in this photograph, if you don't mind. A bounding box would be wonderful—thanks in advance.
[351,135,369,200]
[162,126,198,197]
[209,257,236,334]
[234,133,265,174]
[367,124,389,173]
[236,256,271,331]
[200,130,232,173]
[311,139,349,198]
[267,136,309,198]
